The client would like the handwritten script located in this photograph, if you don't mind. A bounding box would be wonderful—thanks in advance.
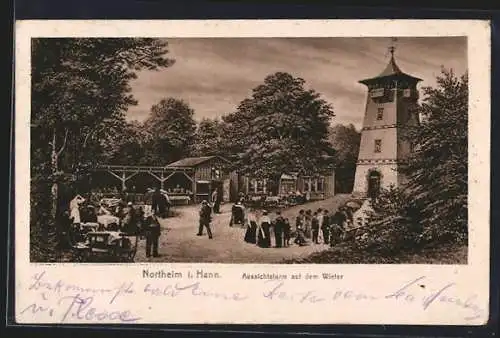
[18,270,485,323]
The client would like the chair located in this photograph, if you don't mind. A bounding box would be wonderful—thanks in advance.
[86,232,112,261]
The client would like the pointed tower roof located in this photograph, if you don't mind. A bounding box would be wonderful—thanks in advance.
[359,47,422,85]
[378,53,403,77]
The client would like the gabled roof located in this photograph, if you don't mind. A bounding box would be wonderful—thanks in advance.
[166,156,231,168]
[359,55,422,85]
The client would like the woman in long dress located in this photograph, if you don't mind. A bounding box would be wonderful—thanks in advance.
[244,208,257,244]
[69,194,85,226]
[230,201,245,226]
[257,210,271,248]
[304,209,312,239]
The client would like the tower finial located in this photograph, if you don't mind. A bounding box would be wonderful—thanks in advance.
[388,37,398,58]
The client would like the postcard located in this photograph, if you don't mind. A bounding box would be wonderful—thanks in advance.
[14,19,491,325]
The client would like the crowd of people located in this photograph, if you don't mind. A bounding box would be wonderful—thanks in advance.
[58,185,357,261]
[58,188,173,259]
[194,195,356,250]
[238,205,354,248]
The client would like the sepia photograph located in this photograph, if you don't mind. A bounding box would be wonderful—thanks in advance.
[30,35,469,265]
[15,19,490,326]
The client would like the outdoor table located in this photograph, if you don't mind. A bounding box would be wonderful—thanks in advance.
[86,231,124,247]
[80,222,99,231]
[85,231,137,262]
[169,195,191,205]
[97,214,120,228]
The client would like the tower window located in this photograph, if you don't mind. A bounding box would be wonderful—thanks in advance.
[374,139,382,153]
[376,107,384,120]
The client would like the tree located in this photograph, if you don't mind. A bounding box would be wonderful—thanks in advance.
[403,68,468,241]
[191,118,226,156]
[328,123,361,193]
[142,98,197,165]
[365,68,468,251]
[97,120,147,165]
[329,123,361,165]
[31,38,174,260]
[221,72,336,184]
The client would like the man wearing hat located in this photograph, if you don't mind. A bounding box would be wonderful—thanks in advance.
[144,210,161,257]
[122,201,136,233]
[197,200,213,239]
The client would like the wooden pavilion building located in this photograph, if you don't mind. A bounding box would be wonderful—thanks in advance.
[89,155,336,204]
[165,156,232,203]
[230,171,336,202]
[89,156,233,204]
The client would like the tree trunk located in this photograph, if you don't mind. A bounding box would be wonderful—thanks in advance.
[51,136,59,222]
[47,127,67,261]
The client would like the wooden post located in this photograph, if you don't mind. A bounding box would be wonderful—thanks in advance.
[192,172,197,204]
[121,171,126,191]
[160,172,164,190]
[331,169,336,196]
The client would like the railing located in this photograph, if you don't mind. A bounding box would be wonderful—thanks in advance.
[91,165,194,172]
[164,166,196,171]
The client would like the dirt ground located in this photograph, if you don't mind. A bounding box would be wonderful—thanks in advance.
[134,194,352,263]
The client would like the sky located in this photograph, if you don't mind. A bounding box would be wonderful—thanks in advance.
[127,37,467,129]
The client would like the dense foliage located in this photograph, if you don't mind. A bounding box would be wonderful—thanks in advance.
[190,117,227,157]
[221,72,336,182]
[403,69,468,242]
[328,123,361,193]
[142,98,197,165]
[30,38,174,261]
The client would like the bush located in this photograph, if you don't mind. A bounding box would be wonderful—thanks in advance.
[351,187,423,255]
[351,184,467,257]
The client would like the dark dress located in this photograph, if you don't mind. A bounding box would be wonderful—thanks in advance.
[231,204,245,226]
[244,217,257,244]
[257,217,271,248]
[321,214,330,244]
[274,216,285,248]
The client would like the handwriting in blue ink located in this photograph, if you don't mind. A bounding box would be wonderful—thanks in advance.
[58,294,141,323]
[262,280,377,303]
[384,276,484,320]
[28,270,135,305]
[143,281,248,301]
[21,270,485,323]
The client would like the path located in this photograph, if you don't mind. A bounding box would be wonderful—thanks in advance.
[134,194,352,263]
